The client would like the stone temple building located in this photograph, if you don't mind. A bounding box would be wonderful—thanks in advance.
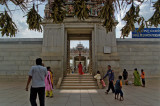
[0,0,160,89]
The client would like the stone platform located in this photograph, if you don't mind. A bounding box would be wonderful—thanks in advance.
[0,78,159,106]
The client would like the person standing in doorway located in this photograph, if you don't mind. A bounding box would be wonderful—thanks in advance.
[25,58,48,106]
[103,65,115,94]
[78,62,84,75]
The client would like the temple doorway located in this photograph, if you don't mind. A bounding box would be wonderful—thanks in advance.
[70,40,90,74]
[66,31,93,75]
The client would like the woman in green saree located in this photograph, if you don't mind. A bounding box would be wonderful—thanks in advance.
[133,68,141,86]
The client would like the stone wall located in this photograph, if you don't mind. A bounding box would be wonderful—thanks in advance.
[41,24,65,84]
[0,38,42,79]
[0,38,159,81]
[95,25,121,80]
[117,38,160,77]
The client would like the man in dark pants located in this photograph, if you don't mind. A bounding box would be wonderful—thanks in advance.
[103,65,115,94]
[25,58,48,106]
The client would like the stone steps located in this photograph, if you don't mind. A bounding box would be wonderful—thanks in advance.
[62,81,96,83]
[61,83,97,86]
[64,77,93,79]
[63,79,95,81]
[60,86,98,89]
[60,74,98,89]
[66,75,93,77]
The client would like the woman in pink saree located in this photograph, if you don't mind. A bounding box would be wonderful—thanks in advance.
[45,70,53,97]
[78,62,84,75]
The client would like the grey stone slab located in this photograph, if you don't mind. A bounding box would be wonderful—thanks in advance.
[66,102,80,106]
[0,72,160,106]
[19,66,31,71]
[0,66,19,71]
[0,57,4,60]
[120,61,134,65]
[93,103,110,106]
[4,56,30,61]
[53,97,68,104]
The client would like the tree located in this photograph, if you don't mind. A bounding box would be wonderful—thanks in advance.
[0,0,159,38]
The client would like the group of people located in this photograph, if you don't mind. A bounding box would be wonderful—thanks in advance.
[94,65,146,101]
[25,58,54,106]
[25,58,146,105]
[122,68,145,87]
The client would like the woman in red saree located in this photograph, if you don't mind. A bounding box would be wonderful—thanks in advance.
[78,62,84,75]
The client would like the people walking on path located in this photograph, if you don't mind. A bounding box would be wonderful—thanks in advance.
[115,76,124,101]
[122,69,128,85]
[103,65,115,94]
[25,58,48,106]
[141,69,145,87]
[133,68,141,86]
[94,71,101,80]
[94,71,102,88]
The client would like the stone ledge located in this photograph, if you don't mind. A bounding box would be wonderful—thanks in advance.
[117,38,160,45]
[117,38,160,42]
[0,75,28,79]
[0,38,43,44]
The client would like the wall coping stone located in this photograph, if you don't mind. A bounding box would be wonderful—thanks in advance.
[116,38,160,44]
[0,38,43,44]
[0,38,160,44]
[116,38,160,42]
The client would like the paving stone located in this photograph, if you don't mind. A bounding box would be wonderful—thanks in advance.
[0,78,160,106]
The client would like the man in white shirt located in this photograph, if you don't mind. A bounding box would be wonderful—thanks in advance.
[26,58,48,106]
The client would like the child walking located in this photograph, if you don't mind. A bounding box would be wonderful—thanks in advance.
[94,71,103,89]
[141,69,145,87]
[45,67,53,98]
[115,76,124,101]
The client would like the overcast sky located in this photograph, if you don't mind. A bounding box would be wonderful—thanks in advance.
[0,1,158,48]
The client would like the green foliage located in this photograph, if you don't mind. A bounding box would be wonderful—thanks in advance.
[0,10,17,37]
[50,0,66,23]
[121,4,143,37]
[73,0,89,20]
[148,0,160,27]
[26,5,42,32]
[99,0,116,33]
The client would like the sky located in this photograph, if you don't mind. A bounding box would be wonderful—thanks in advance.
[0,0,158,48]
[70,40,89,48]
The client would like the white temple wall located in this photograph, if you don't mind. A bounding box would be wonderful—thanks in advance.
[0,38,159,80]
[0,38,42,79]
[117,39,160,77]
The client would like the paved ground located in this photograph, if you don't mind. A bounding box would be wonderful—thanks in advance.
[0,78,160,106]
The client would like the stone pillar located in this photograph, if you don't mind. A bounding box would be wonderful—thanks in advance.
[89,40,93,74]
[67,40,70,74]
[94,24,121,81]
[41,24,65,84]
[72,56,74,72]
[85,56,88,71]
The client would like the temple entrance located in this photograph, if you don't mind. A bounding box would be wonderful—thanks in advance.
[70,40,90,74]
[66,29,93,75]
[60,31,99,89]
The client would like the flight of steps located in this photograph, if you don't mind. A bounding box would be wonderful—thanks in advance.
[60,74,98,89]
